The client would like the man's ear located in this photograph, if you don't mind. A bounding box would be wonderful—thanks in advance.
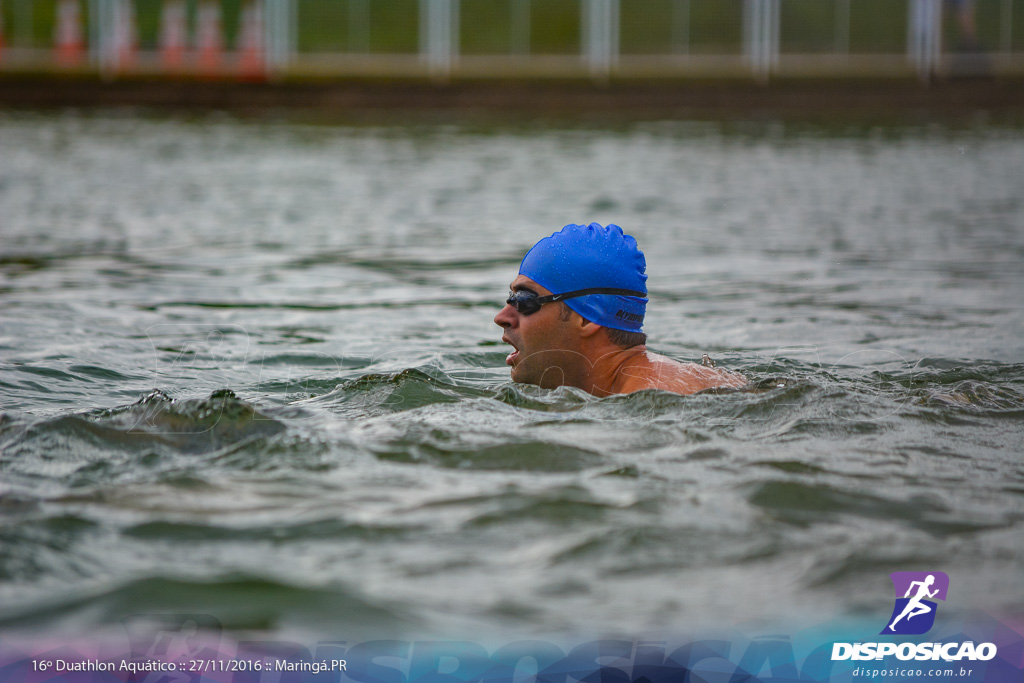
[577,319,603,338]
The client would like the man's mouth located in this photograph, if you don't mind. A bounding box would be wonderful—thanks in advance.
[502,337,520,366]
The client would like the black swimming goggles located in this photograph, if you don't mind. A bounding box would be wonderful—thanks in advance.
[506,287,646,316]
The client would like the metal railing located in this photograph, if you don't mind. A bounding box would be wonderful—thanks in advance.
[0,0,1021,81]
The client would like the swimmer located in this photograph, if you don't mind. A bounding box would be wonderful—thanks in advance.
[889,574,940,631]
[494,223,745,396]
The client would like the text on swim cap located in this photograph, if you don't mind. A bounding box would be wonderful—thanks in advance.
[615,310,644,324]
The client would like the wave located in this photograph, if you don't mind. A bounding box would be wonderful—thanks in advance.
[0,575,418,634]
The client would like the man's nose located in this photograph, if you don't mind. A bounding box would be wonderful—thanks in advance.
[494,304,517,328]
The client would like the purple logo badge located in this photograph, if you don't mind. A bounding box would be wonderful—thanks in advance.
[880,572,950,635]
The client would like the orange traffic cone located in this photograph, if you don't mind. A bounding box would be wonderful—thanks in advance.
[159,0,187,70]
[195,0,223,76]
[115,0,138,70]
[54,0,85,66]
[238,0,266,80]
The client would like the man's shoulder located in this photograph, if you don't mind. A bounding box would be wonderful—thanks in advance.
[620,352,745,395]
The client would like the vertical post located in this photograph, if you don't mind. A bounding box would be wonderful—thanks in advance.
[744,0,777,81]
[908,0,940,82]
[511,0,529,55]
[835,0,850,56]
[421,0,456,78]
[929,0,940,67]
[671,0,690,56]
[610,0,619,68]
[770,0,779,70]
[290,0,298,63]
[907,0,916,63]
[744,0,753,65]
[745,0,760,78]
[264,0,292,76]
[436,0,450,75]
[442,0,454,73]
[583,0,617,79]
[582,0,590,64]
[96,0,119,76]
[349,0,369,53]
[451,0,459,65]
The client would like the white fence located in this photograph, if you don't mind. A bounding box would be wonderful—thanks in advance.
[0,0,1021,81]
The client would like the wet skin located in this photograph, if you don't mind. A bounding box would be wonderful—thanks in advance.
[494,275,745,396]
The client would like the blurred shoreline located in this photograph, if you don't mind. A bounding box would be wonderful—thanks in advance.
[3,74,1024,121]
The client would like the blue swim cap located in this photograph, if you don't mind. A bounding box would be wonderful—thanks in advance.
[519,223,648,332]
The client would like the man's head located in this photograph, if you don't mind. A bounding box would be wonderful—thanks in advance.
[494,223,648,388]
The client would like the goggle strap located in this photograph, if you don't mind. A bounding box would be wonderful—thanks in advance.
[541,287,647,304]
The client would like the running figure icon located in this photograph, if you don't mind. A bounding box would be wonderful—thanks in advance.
[884,573,946,634]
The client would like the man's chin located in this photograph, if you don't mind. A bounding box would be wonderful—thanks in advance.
[509,366,525,384]
[511,364,568,390]
[509,363,535,386]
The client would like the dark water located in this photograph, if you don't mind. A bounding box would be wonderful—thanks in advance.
[1,113,1022,641]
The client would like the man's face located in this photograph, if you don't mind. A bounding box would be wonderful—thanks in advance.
[493,275,582,389]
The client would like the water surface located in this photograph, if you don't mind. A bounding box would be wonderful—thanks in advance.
[1,113,1023,640]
